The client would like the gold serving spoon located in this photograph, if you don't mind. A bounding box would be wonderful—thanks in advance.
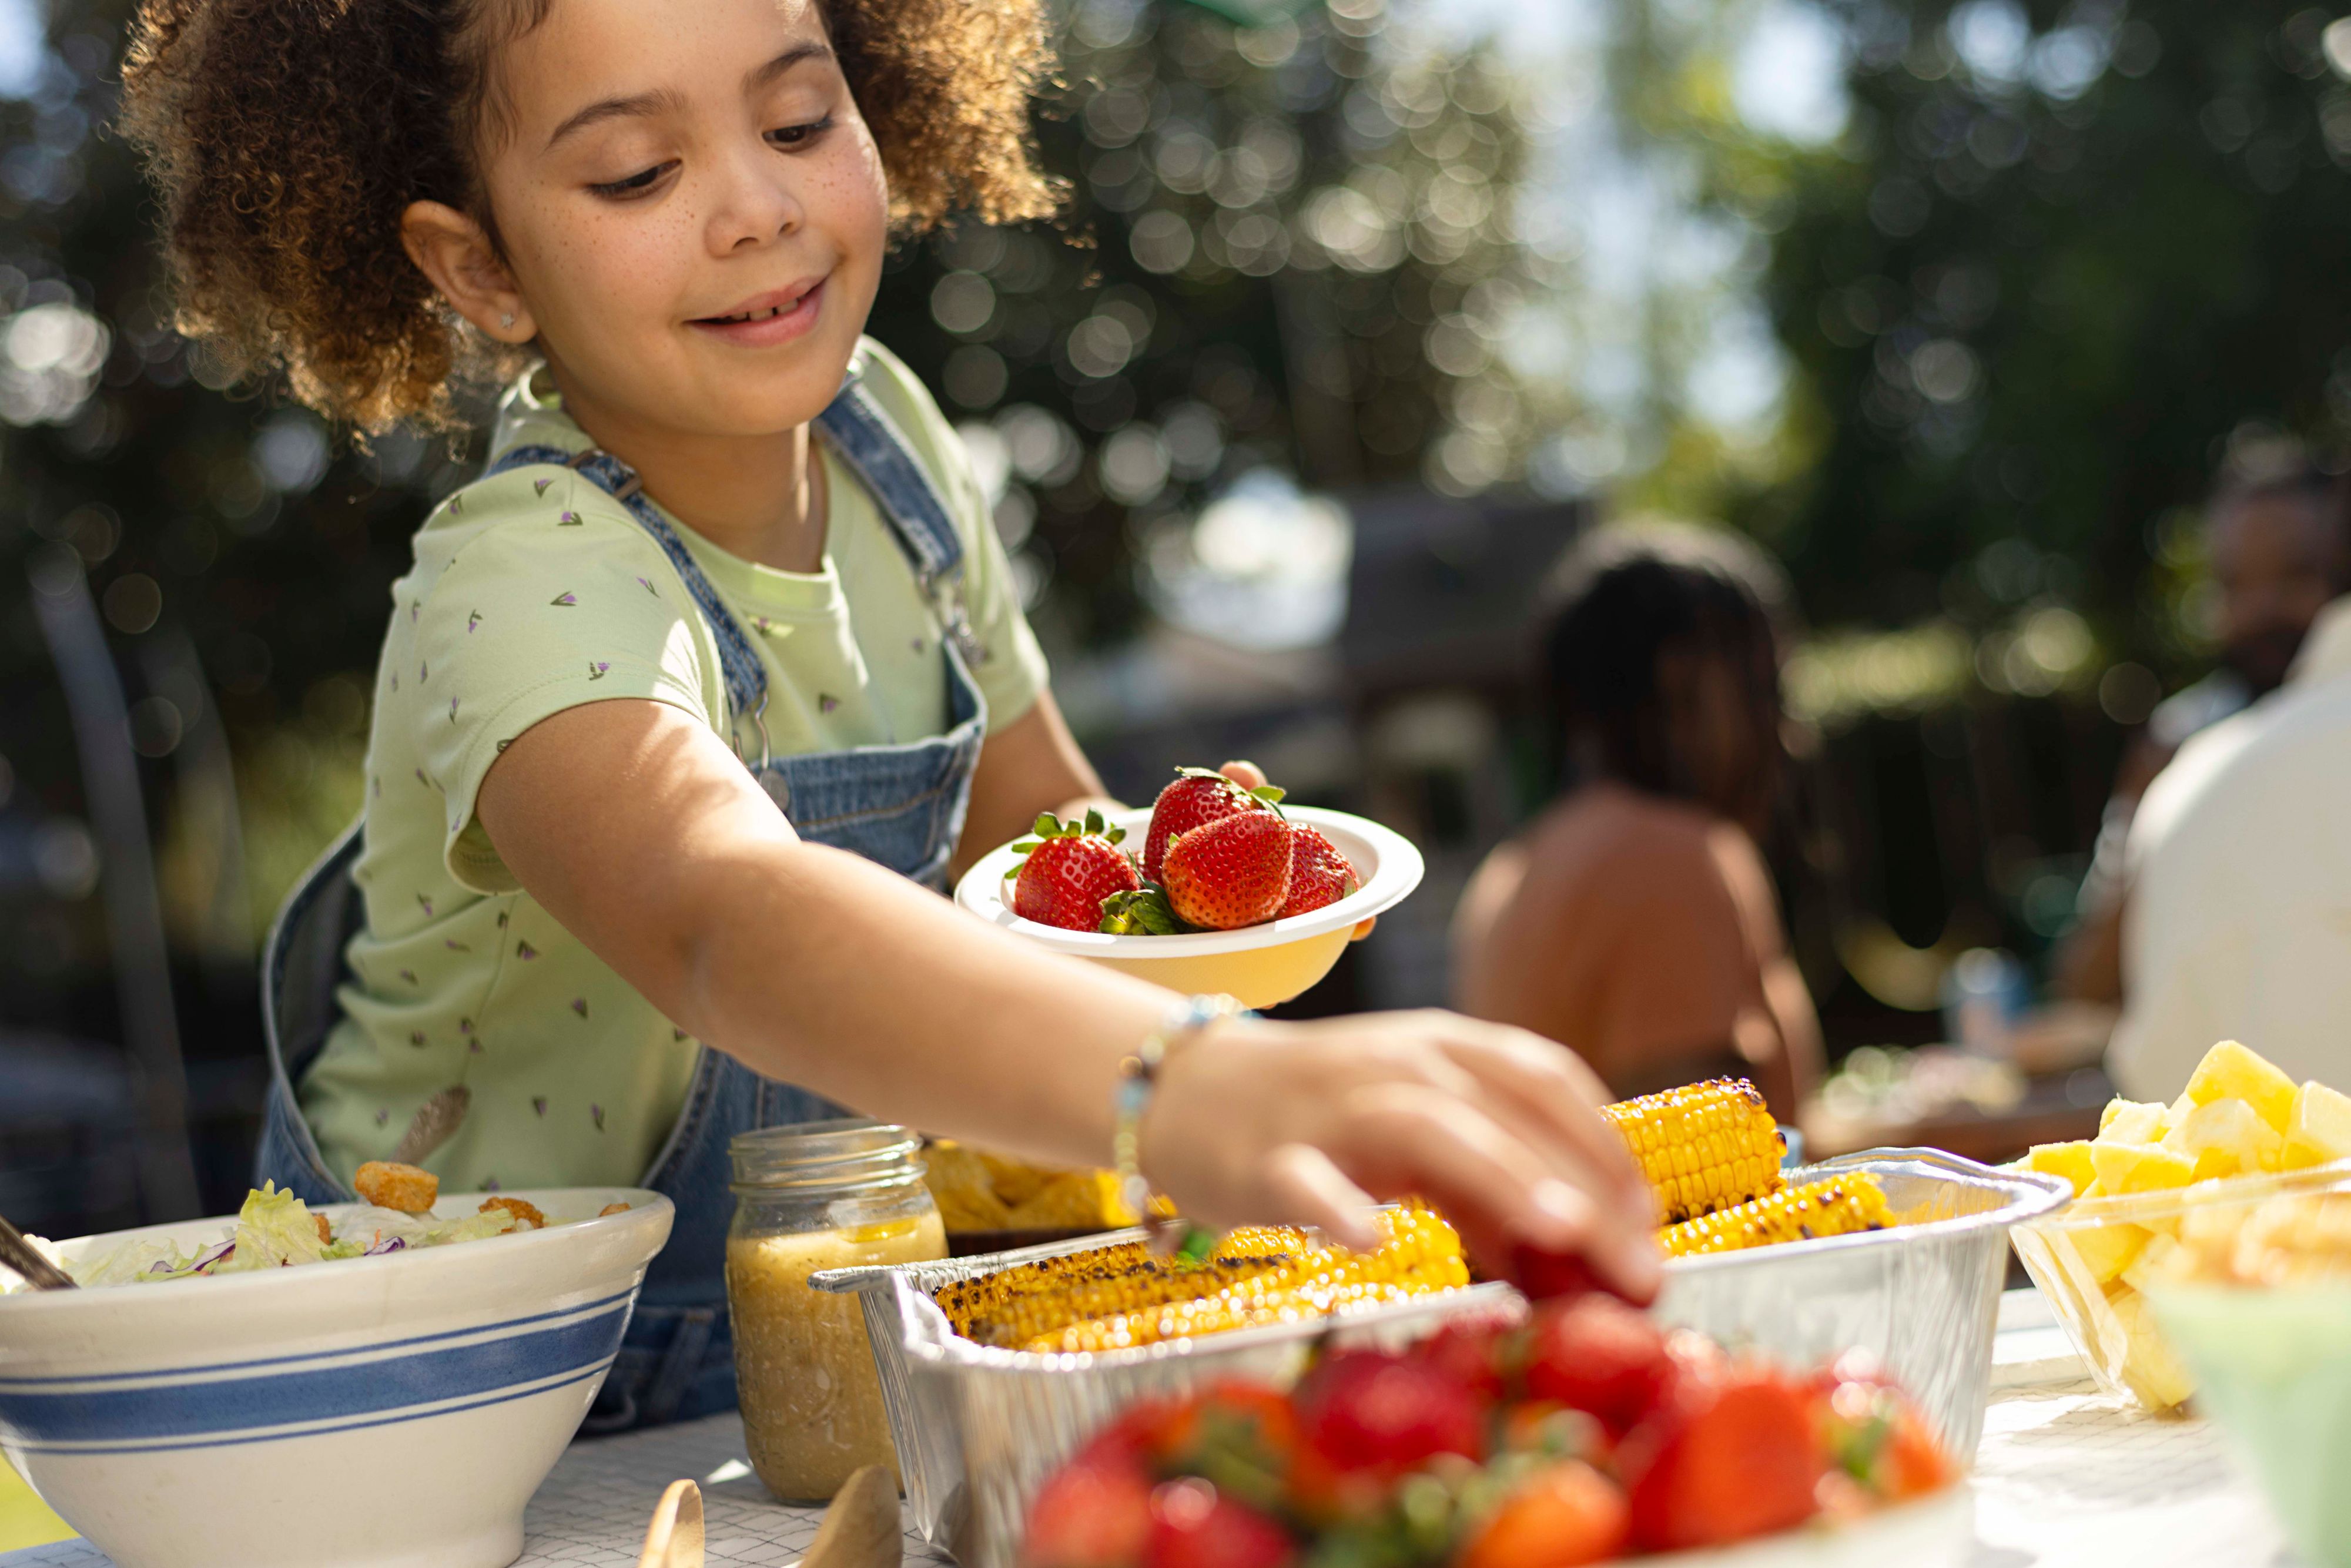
[635,1463,900,1568]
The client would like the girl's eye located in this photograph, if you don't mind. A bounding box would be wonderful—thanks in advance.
[766,114,836,150]
[588,163,674,199]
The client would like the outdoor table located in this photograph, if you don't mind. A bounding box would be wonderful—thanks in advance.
[0,1289,2301,1568]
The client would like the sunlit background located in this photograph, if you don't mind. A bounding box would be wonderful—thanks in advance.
[1,0,2344,1236]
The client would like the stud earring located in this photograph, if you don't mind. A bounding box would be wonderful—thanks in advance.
[500,311,516,330]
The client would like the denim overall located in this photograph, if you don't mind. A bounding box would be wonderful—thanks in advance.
[254,373,990,1431]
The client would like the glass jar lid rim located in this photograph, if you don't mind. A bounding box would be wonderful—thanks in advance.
[728,1117,925,1188]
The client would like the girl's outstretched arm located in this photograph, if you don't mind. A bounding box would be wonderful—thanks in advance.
[478,696,1662,1299]
[950,689,1116,883]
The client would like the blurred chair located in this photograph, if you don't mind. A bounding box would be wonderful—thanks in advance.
[13,544,202,1224]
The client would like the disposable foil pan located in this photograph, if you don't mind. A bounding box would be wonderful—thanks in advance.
[813,1147,2066,1568]
[1652,1148,2068,1457]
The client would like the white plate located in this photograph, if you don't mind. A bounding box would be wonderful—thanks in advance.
[1647,1487,1975,1567]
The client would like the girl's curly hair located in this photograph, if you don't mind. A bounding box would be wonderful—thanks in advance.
[117,0,1061,431]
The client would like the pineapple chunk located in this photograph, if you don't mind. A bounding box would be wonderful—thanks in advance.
[2100,1099,2169,1145]
[2161,1098,2283,1179]
[2283,1081,2351,1171]
[2119,1231,2186,1293]
[2069,1221,2149,1284]
[2108,1288,2196,1409]
[2024,1140,2098,1197]
[2091,1140,2196,1194]
[2183,1040,2299,1133]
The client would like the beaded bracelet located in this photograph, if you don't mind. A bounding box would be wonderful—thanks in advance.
[1113,993,1243,1254]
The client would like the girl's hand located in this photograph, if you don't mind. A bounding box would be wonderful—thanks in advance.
[1141,1010,1665,1303]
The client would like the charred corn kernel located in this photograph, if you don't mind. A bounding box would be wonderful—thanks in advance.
[929,1225,1314,1340]
[1659,1173,1893,1257]
[1012,1204,1468,1353]
[1600,1079,1787,1224]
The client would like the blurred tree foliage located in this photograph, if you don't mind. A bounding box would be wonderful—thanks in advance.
[873,0,1538,650]
[0,0,1535,1016]
[1669,0,2351,656]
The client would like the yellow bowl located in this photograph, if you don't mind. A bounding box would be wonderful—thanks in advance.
[953,805,1424,1009]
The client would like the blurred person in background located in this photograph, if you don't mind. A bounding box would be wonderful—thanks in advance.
[2108,590,2351,1098]
[1452,524,1821,1122]
[2053,447,2351,1005]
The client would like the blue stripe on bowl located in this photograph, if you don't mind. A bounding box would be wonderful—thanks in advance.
[0,1302,631,1445]
[0,1287,636,1389]
[10,1359,618,1457]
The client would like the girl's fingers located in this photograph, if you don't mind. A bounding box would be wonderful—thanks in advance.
[1257,1143,1383,1250]
[1435,1022,1656,1218]
[1322,1085,1610,1261]
[1217,759,1268,790]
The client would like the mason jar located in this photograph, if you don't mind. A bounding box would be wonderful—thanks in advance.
[724,1118,946,1503]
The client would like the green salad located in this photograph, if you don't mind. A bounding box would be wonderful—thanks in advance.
[2,1183,526,1292]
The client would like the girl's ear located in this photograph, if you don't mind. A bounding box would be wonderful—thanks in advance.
[401,200,536,344]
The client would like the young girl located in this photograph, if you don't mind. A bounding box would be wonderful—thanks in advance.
[120,0,1658,1427]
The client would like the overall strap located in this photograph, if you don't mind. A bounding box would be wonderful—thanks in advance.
[483,443,771,743]
[477,371,988,758]
[814,377,991,669]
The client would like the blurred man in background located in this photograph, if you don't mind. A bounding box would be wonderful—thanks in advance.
[2052,448,2351,1005]
[1452,524,1821,1121]
[2108,591,2351,1097]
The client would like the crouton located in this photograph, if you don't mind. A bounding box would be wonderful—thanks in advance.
[353,1160,438,1214]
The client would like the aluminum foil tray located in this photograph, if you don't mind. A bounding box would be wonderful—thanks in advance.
[813,1147,2066,1568]
[1653,1148,2068,1457]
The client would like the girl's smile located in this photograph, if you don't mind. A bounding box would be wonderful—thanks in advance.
[689,276,829,349]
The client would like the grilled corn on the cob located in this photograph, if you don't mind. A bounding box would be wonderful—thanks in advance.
[1659,1172,1892,1257]
[1602,1078,1787,1223]
[935,1205,1466,1352]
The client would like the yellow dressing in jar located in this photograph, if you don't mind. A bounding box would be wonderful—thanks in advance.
[724,1120,947,1503]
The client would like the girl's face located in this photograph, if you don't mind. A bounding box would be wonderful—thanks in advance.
[473,0,888,438]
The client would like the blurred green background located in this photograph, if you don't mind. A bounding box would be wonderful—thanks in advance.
[0,0,2340,1234]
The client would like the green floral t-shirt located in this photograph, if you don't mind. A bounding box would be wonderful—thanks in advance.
[299,340,1048,1192]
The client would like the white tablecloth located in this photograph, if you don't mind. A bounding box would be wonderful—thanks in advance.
[2,1290,2302,1568]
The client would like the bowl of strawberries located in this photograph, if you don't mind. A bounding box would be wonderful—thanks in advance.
[955,768,1424,1009]
[1019,1294,1967,1568]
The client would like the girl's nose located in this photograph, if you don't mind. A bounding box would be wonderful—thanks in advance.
[704,142,804,254]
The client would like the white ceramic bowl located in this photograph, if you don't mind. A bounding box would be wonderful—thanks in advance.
[0,1188,672,1568]
[954,805,1424,1009]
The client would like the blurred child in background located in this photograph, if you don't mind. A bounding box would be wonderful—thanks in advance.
[1452,524,1821,1122]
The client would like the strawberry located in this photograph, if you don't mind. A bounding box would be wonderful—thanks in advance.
[1144,1480,1296,1568]
[1521,1296,1673,1438]
[1456,1460,1629,1568]
[1806,1366,1953,1503]
[1012,810,1141,932]
[1618,1366,1821,1552]
[1153,1382,1300,1510]
[1294,1349,1485,1480]
[1023,1451,1157,1568]
[1408,1319,1509,1406]
[1143,768,1282,883]
[1278,826,1359,917]
[1162,812,1293,930]
[1509,1246,1610,1306]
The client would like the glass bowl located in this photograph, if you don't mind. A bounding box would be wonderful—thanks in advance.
[2009,1161,2351,1412]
